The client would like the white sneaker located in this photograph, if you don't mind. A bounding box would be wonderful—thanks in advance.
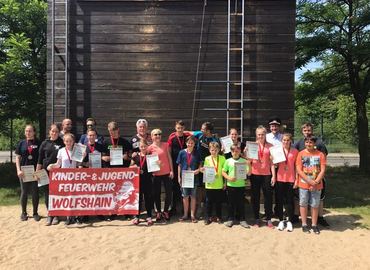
[277,221,285,231]
[286,221,293,232]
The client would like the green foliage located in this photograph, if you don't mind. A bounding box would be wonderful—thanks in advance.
[0,118,38,150]
[0,0,47,135]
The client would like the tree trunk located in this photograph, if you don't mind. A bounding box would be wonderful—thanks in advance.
[354,95,369,173]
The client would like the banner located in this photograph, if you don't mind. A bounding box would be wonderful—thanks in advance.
[48,168,139,216]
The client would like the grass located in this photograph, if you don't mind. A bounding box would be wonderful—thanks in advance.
[325,166,370,228]
[326,142,358,153]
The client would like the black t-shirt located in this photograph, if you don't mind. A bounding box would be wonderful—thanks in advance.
[102,137,133,167]
[15,139,41,168]
[196,135,221,162]
[82,142,106,164]
[130,134,152,153]
[167,134,189,162]
[293,138,328,155]
[37,138,65,169]
[224,140,246,159]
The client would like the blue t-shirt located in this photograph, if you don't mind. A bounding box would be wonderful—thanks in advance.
[176,149,201,171]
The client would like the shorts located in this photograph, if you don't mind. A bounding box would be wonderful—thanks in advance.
[299,188,321,208]
[181,187,197,197]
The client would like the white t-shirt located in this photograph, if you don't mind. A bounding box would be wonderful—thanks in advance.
[266,132,283,146]
[57,147,77,168]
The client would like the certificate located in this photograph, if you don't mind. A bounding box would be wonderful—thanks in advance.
[203,166,216,183]
[146,154,160,172]
[89,152,102,168]
[71,143,87,162]
[220,135,234,154]
[21,165,36,182]
[110,147,123,166]
[34,169,49,187]
[181,170,194,188]
[270,145,286,164]
[234,162,247,180]
[246,141,258,159]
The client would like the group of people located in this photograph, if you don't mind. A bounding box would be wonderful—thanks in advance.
[15,117,329,234]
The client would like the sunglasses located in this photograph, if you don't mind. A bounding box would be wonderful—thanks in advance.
[87,124,94,127]
[153,133,162,136]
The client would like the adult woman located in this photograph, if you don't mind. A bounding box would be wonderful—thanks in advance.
[15,124,41,221]
[147,128,174,221]
[273,133,298,232]
[248,126,276,228]
[36,124,64,225]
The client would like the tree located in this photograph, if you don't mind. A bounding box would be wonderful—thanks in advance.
[296,0,370,172]
[0,0,47,139]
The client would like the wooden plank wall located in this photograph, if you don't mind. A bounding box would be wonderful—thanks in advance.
[47,0,295,139]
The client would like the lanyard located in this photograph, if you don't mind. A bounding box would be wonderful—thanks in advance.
[88,143,95,153]
[139,155,146,169]
[211,155,219,173]
[283,147,290,165]
[27,140,33,155]
[176,136,185,149]
[65,148,72,164]
[110,136,118,148]
[258,142,265,161]
[186,150,192,168]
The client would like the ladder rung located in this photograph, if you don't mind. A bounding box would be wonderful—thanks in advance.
[55,53,66,56]
[230,13,243,16]
[229,99,242,103]
[54,105,66,107]
[55,18,67,21]
[229,117,242,120]
[55,35,67,39]
[55,87,66,90]
[54,70,66,73]
[55,1,67,4]
[230,48,242,51]
[233,82,242,86]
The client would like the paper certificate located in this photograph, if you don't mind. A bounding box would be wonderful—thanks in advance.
[234,162,247,180]
[203,166,216,183]
[181,170,195,188]
[21,165,36,182]
[270,145,286,164]
[220,135,234,154]
[110,147,123,166]
[89,153,102,168]
[246,141,259,159]
[71,143,87,162]
[146,154,160,172]
[34,169,49,187]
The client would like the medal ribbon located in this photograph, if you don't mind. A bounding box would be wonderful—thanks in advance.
[258,142,265,161]
[176,136,185,149]
[110,136,118,148]
[27,140,33,155]
[139,155,146,170]
[65,148,72,164]
[283,147,290,166]
[186,151,192,169]
[88,143,95,153]
[211,156,219,173]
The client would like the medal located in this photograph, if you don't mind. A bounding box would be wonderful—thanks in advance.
[211,155,219,175]
[284,165,289,171]
[27,140,33,161]
[28,155,33,160]
[283,147,290,172]
[140,169,144,174]
[139,155,146,174]
[258,142,265,163]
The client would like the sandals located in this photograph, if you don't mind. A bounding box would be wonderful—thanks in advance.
[132,218,139,225]
[179,216,188,222]
[191,216,198,223]
[146,217,153,226]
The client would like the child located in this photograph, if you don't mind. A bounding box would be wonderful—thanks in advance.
[295,136,326,234]
[222,144,251,228]
[177,136,201,223]
[47,133,81,225]
[202,142,226,225]
[274,133,298,232]
[130,139,154,226]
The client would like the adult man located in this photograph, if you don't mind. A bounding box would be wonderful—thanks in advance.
[130,119,152,153]
[60,118,72,138]
[78,118,104,145]
[266,117,283,146]
[293,122,329,227]
[167,120,190,215]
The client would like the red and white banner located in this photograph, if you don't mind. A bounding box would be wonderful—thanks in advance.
[48,168,139,216]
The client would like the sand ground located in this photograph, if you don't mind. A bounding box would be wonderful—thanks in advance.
[0,205,369,270]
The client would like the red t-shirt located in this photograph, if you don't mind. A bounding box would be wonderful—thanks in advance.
[251,142,273,175]
[277,148,298,183]
[147,142,171,176]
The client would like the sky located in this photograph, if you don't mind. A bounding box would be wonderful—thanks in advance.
[295,61,322,82]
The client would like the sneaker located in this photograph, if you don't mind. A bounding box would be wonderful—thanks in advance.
[204,219,211,225]
[224,220,233,228]
[302,225,310,234]
[46,216,53,226]
[33,214,41,222]
[156,212,162,221]
[312,225,320,234]
[51,216,59,225]
[318,216,330,227]
[146,217,153,226]
[240,221,250,229]
[277,221,285,231]
[65,216,73,225]
[286,221,293,232]
[132,217,139,225]
[75,217,82,225]
[163,211,170,221]
[20,213,28,221]
[267,220,274,229]
[253,219,261,227]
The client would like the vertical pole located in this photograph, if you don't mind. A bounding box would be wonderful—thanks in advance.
[10,118,13,163]
[51,0,55,124]
[65,0,68,118]
[227,0,230,134]
[240,0,244,141]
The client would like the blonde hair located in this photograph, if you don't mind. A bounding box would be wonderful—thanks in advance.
[255,125,267,135]
[107,121,119,131]
[209,141,220,150]
[151,128,162,136]
[63,133,75,142]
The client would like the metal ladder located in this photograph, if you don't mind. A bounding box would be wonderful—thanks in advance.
[51,0,69,123]
[227,0,245,140]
